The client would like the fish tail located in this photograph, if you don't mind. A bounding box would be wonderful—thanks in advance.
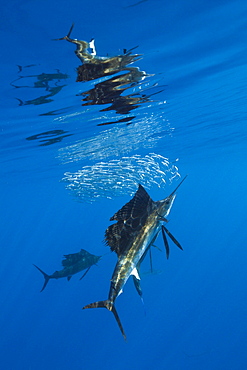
[53,23,74,41]
[33,264,50,292]
[82,300,127,341]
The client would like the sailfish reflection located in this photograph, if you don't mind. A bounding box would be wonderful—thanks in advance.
[56,24,157,125]
[80,68,150,120]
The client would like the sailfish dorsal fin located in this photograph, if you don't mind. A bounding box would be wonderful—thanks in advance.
[62,249,89,267]
[105,184,154,256]
[110,184,153,221]
[62,252,81,267]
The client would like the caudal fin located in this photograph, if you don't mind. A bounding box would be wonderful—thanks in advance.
[82,300,127,341]
[33,264,50,292]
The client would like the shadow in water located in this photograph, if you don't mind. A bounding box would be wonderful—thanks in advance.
[26,130,72,146]
[11,66,69,106]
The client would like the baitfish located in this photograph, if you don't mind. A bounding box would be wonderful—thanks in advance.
[83,176,187,340]
[34,249,101,292]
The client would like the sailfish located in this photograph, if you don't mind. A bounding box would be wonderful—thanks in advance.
[83,176,187,340]
[34,249,101,292]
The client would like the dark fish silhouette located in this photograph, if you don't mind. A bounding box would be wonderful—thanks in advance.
[83,176,187,340]
[34,249,101,292]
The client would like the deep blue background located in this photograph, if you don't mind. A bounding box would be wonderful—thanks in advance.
[1,0,247,369]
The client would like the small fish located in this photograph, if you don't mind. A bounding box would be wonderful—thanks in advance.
[83,176,187,340]
[34,249,101,292]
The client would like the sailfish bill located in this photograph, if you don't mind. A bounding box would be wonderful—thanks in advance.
[82,176,187,340]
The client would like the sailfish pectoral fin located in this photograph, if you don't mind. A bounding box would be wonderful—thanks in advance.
[132,275,146,314]
[163,226,183,250]
[79,267,91,280]
[149,247,153,273]
[161,225,170,259]
[82,300,127,341]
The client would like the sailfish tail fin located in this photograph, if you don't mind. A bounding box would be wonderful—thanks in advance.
[82,300,127,341]
[33,264,50,292]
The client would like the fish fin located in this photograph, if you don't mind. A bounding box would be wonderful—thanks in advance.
[117,289,123,297]
[161,225,170,259]
[130,267,140,280]
[110,184,153,221]
[152,244,162,252]
[79,267,91,280]
[163,226,183,250]
[67,276,72,281]
[33,264,50,292]
[132,276,146,315]
[105,184,154,256]
[105,223,135,256]
[111,305,127,341]
[149,247,153,272]
[53,23,75,41]
[133,275,142,297]
[62,249,91,267]
[140,296,146,316]
[89,39,96,56]
[83,300,127,341]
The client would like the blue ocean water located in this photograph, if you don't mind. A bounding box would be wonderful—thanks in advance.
[1,0,247,369]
